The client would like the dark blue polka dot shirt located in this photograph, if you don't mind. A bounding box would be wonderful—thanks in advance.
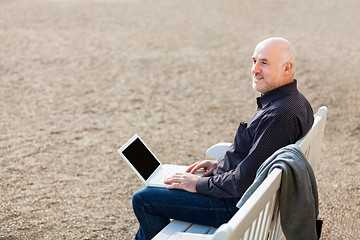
[196,80,314,198]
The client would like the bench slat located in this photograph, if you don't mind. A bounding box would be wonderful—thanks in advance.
[208,227,218,234]
[185,224,213,234]
[152,220,193,240]
[167,232,214,240]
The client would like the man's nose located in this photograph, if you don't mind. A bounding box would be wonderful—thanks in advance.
[252,62,260,74]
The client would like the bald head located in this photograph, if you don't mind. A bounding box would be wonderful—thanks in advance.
[256,37,296,74]
[251,37,296,94]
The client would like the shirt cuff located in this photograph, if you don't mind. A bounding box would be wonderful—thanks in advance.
[196,177,210,194]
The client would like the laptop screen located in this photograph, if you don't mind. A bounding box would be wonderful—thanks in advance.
[121,137,160,181]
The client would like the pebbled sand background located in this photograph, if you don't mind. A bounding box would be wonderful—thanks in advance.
[1,0,359,239]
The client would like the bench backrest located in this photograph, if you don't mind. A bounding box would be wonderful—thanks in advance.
[295,106,328,173]
[212,106,328,240]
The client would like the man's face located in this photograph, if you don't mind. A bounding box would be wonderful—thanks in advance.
[251,43,283,94]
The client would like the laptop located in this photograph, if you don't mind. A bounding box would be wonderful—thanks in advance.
[118,134,198,187]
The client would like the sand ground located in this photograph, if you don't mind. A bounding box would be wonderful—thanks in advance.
[0,0,359,239]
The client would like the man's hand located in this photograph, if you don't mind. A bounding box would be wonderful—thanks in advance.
[164,160,218,193]
[164,173,200,193]
[186,160,218,177]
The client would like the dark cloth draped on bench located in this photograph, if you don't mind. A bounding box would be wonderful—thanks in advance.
[237,144,321,240]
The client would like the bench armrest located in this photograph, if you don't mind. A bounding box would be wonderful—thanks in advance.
[205,143,232,161]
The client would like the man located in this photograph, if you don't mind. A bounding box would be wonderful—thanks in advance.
[132,37,314,240]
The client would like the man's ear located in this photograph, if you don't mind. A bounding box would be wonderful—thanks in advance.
[283,62,293,76]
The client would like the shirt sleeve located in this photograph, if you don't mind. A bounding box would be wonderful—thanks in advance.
[196,116,301,198]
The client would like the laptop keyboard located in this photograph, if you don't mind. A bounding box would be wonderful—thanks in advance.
[152,165,185,183]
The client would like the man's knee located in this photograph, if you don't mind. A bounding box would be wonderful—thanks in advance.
[132,187,147,210]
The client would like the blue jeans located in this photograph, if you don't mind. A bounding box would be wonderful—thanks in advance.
[132,187,239,240]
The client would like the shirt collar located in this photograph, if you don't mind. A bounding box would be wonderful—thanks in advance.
[256,80,298,109]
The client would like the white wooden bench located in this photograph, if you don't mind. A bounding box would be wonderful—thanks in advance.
[153,106,328,240]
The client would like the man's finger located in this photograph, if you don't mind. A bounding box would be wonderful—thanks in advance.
[202,170,213,177]
[164,175,183,184]
[186,162,199,172]
[166,182,181,190]
[190,163,205,174]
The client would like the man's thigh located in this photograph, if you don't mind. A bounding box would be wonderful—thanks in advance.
[133,187,239,227]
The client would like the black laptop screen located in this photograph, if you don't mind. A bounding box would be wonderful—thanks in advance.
[122,138,160,181]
